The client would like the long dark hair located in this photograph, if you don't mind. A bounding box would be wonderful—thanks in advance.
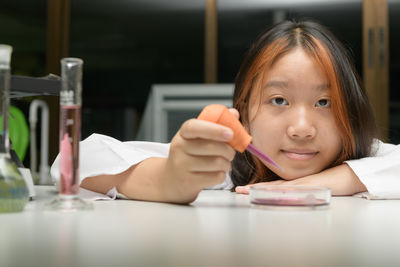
[230,19,377,189]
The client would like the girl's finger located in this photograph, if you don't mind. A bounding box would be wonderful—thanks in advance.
[179,119,233,142]
[235,185,250,194]
[235,180,287,194]
[228,108,240,119]
[182,139,235,161]
[184,155,231,173]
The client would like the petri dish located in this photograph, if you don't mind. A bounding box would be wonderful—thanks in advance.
[249,185,331,208]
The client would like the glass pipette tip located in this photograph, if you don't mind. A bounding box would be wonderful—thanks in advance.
[246,143,282,171]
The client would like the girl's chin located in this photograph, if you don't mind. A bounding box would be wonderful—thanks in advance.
[275,168,321,180]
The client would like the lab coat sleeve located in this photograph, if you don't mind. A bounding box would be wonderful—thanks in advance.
[50,133,170,185]
[345,140,400,199]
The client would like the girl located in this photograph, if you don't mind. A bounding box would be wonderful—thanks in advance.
[51,19,400,203]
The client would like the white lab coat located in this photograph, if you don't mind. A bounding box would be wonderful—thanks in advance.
[50,133,400,200]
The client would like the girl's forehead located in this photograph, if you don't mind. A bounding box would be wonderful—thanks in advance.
[270,48,320,72]
[265,50,328,84]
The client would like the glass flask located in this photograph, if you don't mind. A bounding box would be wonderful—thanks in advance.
[45,58,92,211]
[0,44,29,213]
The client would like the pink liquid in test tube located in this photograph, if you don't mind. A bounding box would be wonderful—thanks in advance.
[59,105,81,195]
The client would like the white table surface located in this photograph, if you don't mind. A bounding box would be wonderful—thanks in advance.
[1,186,400,267]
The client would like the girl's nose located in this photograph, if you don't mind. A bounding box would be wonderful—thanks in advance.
[287,107,316,140]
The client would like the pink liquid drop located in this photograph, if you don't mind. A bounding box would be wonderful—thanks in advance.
[59,105,81,195]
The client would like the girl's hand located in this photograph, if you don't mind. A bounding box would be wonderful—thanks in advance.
[235,164,367,196]
[162,108,239,202]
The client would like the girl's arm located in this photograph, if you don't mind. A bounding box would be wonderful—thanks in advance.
[236,141,400,198]
[81,157,202,204]
[81,118,236,204]
[235,163,366,195]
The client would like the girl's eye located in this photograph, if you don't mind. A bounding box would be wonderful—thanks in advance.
[270,97,288,106]
[316,99,331,107]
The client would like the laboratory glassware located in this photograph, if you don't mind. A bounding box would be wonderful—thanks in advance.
[0,44,29,212]
[45,58,92,211]
[250,185,330,208]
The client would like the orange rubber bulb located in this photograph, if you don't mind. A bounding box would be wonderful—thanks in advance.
[197,104,251,153]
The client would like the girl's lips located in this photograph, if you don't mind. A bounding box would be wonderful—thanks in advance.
[281,149,318,160]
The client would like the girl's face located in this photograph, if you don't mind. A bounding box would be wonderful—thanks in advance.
[247,47,342,180]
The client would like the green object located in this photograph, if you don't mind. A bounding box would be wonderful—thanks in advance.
[0,106,29,162]
[0,155,29,212]
[0,44,29,213]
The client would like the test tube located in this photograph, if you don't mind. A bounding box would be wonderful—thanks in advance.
[45,58,92,211]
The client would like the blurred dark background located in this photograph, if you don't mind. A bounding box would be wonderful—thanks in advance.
[0,0,399,168]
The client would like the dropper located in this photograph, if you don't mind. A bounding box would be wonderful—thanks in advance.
[197,104,282,171]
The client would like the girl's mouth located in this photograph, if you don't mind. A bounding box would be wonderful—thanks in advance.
[281,149,318,161]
